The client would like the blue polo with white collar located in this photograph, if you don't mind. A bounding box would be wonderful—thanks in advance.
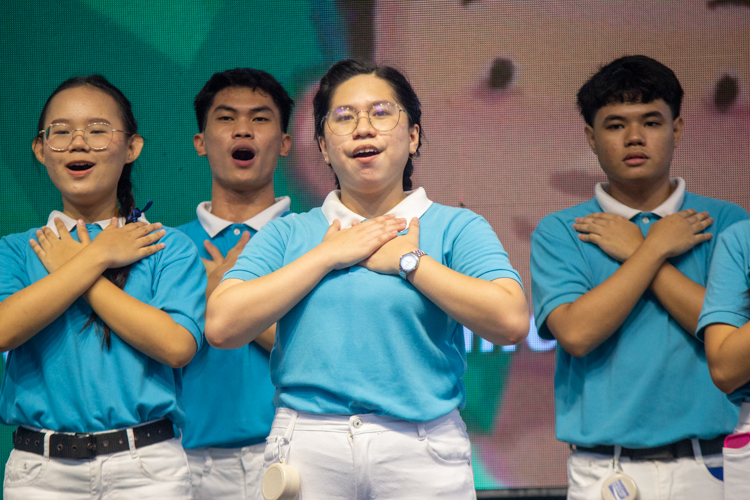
[224,188,522,422]
[0,212,206,432]
[531,178,748,447]
[178,197,291,449]
[697,219,750,405]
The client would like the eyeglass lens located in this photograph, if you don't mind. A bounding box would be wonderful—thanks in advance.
[44,123,115,151]
[327,102,402,135]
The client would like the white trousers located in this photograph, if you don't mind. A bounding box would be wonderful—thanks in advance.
[264,407,476,500]
[3,436,191,500]
[567,444,723,500]
[724,401,750,500]
[186,443,265,500]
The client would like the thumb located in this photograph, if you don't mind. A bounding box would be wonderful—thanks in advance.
[324,219,342,240]
[203,240,224,262]
[103,217,119,231]
[77,220,92,244]
[407,217,420,244]
[227,231,251,258]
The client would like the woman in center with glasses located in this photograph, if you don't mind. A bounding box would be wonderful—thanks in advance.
[206,59,529,499]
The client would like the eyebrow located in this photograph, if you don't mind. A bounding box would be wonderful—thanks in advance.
[211,105,275,115]
[335,100,394,109]
[602,110,665,123]
[48,118,113,125]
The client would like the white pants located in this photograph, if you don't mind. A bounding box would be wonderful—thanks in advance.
[567,444,723,500]
[264,407,476,500]
[186,443,265,500]
[724,401,750,500]
[3,436,191,500]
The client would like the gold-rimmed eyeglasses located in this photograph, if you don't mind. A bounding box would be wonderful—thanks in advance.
[38,123,130,151]
[324,102,405,136]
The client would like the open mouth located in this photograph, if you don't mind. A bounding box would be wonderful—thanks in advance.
[66,161,95,171]
[353,147,380,159]
[232,149,255,161]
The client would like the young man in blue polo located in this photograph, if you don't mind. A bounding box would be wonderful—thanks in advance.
[530,55,749,500]
[177,68,293,500]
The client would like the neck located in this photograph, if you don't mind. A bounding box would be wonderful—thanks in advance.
[339,185,407,219]
[210,181,277,223]
[61,197,120,223]
[607,175,674,212]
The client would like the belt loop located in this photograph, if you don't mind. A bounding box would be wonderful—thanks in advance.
[43,430,53,459]
[126,428,137,458]
[613,444,623,471]
[691,439,704,466]
[417,423,426,441]
[283,410,298,443]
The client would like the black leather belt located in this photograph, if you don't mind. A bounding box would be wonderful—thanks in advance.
[13,419,174,459]
[573,436,725,461]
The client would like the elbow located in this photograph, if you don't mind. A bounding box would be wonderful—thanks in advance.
[555,335,596,359]
[164,339,197,369]
[709,366,743,395]
[502,314,530,346]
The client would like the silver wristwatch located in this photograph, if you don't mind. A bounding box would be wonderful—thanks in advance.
[399,249,426,279]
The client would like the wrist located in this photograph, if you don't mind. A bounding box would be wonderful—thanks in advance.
[635,237,670,264]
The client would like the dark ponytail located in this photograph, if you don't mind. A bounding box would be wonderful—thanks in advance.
[37,75,140,349]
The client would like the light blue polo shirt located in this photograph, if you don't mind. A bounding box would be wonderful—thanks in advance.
[0,212,206,433]
[697,219,750,405]
[224,188,523,422]
[531,178,748,447]
[178,197,291,449]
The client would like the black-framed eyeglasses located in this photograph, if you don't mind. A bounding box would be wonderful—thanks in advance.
[324,102,405,136]
[39,123,130,151]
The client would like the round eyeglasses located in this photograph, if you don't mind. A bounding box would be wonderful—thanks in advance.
[39,123,130,152]
[324,102,405,136]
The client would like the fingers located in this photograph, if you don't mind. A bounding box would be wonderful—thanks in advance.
[230,231,251,254]
[76,220,92,244]
[54,218,71,240]
[138,242,166,258]
[324,219,342,239]
[695,232,713,243]
[204,240,225,262]
[140,229,167,246]
[677,208,698,218]
[29,239,45,259]
[103,217,120,231]
[406,217,420,243]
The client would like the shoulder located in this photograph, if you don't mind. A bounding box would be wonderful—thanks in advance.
[262,208,327,233]
[422,203,487,229]
[0,227,42,254]
[683,192,749,229]
[154,227,201,259]
[174,218,203,235]
[716,219,750,247]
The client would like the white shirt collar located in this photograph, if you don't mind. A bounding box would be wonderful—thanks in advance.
[196,196,291,238]
[320,187,433,228]
[594,177,686,219]
[45,211,148,237]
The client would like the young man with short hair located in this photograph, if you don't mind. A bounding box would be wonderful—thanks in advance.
[177,68,293,500]
[530,55,748,500]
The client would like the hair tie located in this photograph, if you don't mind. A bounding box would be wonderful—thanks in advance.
[126,200,153,224]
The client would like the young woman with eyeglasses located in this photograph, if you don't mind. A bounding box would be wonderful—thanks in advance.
[206,59,529,498]
[0,75,206,499]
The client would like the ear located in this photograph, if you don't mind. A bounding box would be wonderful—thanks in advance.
[317,135,330,165]
[584,124,596,154]
[194,132,207,157]
[672,116,684,147]
[126,134,144,163]
[280,133,292,158]
[408,124,420,155]
[32,136,45,164]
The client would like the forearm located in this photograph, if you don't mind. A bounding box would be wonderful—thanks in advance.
[706,323,750,394]
[0,249,107,351]
[547,241,667,357]
[82,278,197,367]
[206,246,334,349]
[649,262,705,333]
[407,257,529,345]
[254,324,276,352]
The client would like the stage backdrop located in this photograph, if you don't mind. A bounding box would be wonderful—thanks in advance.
[1,0,748,495]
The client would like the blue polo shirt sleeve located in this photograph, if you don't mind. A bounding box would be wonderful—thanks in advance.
[531,216,592,340]
[449,213,522,285]
[697,221,750,341]
[224,217,291,282]
[150,229,207,350]
[0,233,30,302]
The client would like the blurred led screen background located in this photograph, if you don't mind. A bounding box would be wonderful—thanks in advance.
[1,0,748,495]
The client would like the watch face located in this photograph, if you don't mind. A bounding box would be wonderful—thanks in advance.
[402,253,418,271]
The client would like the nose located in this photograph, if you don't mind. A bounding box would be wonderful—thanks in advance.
[232,117,254,138]
[68,129,90,151]
[352,110,376,138]
[624,124,645,147]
